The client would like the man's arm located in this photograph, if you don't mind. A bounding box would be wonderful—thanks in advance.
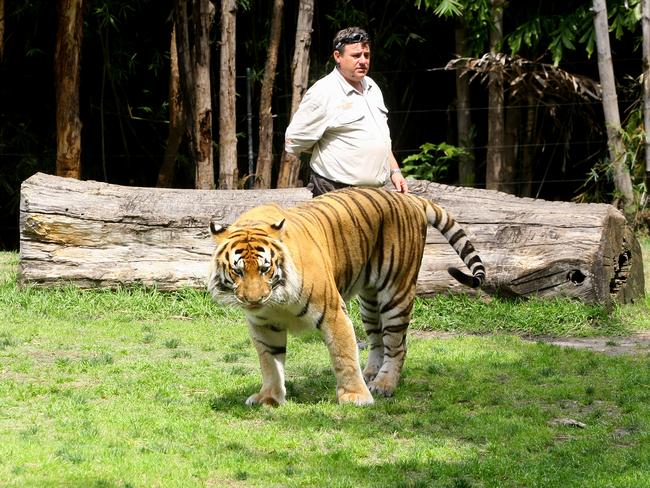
[285,95,329,156]
[388,151,408,193]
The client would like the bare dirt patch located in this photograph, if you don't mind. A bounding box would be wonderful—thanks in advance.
[410,330,650,355]
[527,332,650,355]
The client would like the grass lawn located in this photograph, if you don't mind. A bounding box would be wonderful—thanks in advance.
[0,240,649,487]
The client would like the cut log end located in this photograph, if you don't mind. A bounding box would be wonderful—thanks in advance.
[609,227,645,304]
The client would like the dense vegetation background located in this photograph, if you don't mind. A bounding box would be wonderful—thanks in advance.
[0,0,646,249]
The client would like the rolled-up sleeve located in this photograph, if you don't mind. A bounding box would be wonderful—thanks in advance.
[285,91,329,155]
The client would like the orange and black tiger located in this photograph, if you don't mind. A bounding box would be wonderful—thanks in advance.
[207,187,485,406]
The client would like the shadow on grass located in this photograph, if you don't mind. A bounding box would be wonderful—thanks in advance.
[206,336,650,486]
[207,366,335,414]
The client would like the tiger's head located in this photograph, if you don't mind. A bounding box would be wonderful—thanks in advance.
[207,218,296,310]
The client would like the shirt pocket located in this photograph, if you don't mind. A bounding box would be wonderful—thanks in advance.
[333,109,365,127]
[376,103,388,120]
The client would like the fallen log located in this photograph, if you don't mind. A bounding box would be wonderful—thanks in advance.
[18,172,644,305]
[408,180,644,304]
[19,172,312,290]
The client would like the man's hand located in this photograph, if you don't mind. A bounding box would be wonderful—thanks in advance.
[388,152,407,193]
[391,172,408,194]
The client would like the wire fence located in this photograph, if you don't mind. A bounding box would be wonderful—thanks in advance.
[3,60,641,191]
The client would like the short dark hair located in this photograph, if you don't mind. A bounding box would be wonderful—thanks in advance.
[333,27,370,52]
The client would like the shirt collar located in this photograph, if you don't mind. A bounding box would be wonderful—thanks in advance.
[333,67,372,95]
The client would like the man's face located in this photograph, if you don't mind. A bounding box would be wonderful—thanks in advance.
[334,42,370,85]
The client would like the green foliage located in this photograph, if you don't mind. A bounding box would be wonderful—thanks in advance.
[505,8,592,66]
[608,0,642,40]
[507,16,545,55]
[414,0,464,18]
[547,12,581,65]
[401,142,469,182]
[324,0,368,30]
[505,1,641,65]
[93,2,135,31]
[415,0,492,55]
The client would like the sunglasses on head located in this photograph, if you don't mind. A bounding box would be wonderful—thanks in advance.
[335,33,370,51]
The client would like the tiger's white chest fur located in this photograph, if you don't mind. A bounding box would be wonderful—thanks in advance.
[244,303,317,334]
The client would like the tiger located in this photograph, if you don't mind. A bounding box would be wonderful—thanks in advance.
[207,187,485,406]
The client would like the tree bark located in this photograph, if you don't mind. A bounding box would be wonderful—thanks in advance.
[277,0,315,188]
[454,22,475,188]
[254,0,284,189]
[485,0,508,193]
[173,0,215,190]
[503,104,520,194]
[193,0,214,190]
[157,25,186,188]
[19,173,645,306]
[0,0,5,61]
[642,0,650,179]
[54,0,84,179]
[219,0,238,189]
[520,93,538,198]
[592,0,635,214]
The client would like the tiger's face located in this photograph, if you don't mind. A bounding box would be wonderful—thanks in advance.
[207,219,290,310]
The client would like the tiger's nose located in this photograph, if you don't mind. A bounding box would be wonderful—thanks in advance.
[240,297,266,309]
[236,290,268,308]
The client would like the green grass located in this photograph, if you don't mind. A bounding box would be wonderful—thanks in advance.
[0,248,649,487]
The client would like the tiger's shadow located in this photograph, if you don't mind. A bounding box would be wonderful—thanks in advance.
[207,366,336,414]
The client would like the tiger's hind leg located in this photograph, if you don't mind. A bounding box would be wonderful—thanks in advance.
[358,291,383,384]
[367,287,416,398]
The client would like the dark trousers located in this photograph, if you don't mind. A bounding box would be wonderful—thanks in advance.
[308,172,352,197]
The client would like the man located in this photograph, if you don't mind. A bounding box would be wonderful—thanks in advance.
[285,27,408,196]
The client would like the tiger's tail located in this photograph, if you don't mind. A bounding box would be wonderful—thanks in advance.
[425,200,486,289]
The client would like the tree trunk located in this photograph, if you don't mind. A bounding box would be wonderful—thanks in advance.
[19,173,645,306]
[173,0,215,190]
[592,0,635,215]
[277,0,315,188]
[641,0,650,180]
[0,0,5,61]
[193,0,214,190]
[173,0,193,134]
[520,93,538,198]
[254,0,284,189]
[454,22,475,187]
[485,0,507,192]
[157,25,186,188]
[219,0,238,189]
[54,0,84,179]
[503,104,520,194]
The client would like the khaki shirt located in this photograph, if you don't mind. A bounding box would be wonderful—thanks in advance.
[285,68,392,186]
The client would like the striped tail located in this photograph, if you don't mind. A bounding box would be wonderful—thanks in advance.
[425,201,486,289]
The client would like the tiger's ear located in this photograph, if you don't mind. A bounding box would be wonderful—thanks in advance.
[268,218,286,239]
[209,221,229,243]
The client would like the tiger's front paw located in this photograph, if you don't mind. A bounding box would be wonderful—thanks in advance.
[337,387,374,406]
[245,392,285,407]
[368,379,396,398]
[363,365,380,384]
